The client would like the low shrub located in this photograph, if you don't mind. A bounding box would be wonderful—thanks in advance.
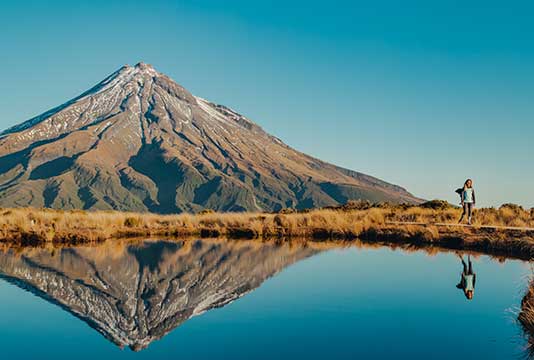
[124,217,141,228]
[420,200,453,210]
[500,203,524,212]
[278,208,297,214]
[343,200,373,211]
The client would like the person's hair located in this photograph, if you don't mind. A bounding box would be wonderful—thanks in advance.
[465,290,474,300]
[464,179,473,189]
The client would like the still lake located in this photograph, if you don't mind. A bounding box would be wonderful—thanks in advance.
[0,239,531,359]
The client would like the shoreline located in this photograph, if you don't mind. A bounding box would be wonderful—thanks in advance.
[1,202,533,259]
[520,279,534,356]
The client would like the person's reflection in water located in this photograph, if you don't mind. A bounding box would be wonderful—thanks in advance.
[456,254,476,300]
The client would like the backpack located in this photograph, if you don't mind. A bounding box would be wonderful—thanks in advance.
[455,188,463,199]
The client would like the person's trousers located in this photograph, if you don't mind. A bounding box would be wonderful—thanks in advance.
[462,203,474,221]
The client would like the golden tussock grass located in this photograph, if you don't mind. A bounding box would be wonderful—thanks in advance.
[519,277,534,356]
[0,200,533,256]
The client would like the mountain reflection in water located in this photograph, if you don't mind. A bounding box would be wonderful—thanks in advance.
[0,239,318,351]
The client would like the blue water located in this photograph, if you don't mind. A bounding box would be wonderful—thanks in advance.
[0,240,530,359]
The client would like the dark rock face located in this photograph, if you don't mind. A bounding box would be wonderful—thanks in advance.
[0,62,420,213]
[0,239,318,350]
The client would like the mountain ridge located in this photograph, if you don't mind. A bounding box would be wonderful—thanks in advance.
[0,62,421,213]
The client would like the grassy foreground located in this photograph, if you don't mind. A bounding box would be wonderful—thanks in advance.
[1,200,534,257]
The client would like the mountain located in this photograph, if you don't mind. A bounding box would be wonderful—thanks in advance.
[0,239,319,350]
[0,62,420,213]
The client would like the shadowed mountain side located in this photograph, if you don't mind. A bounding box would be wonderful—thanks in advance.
[0,239,319,351]
[0,63,421,212]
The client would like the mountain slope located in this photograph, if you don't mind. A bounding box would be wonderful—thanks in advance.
[0,239,319,350]
[0,62,420,213]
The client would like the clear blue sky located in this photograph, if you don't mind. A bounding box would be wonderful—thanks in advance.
[1,0,532,207]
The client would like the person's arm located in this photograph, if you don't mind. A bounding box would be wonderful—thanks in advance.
[473,273,476,288]
[473,189,476,206]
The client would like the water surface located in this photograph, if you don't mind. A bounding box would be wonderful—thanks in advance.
[0,239,530,359]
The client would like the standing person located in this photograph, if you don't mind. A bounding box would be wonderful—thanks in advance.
[458,179,476,225]
[456,254,476,300]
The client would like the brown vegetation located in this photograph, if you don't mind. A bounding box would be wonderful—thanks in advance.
[519,279,534,357]
[1,200,534,258]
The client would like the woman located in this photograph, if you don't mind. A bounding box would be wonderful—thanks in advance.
[458,179,476,225]
[456,254,476,300]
